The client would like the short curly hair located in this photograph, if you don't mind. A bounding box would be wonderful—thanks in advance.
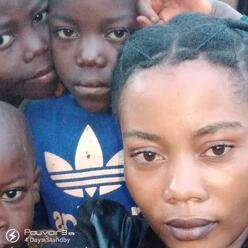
[111,13,248,118]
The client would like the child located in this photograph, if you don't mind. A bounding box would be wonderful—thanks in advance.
[25,0,138,230]
[0,101,40,247]
[46,13,248,248]
[0,0,57,107]
[24,0,244,231]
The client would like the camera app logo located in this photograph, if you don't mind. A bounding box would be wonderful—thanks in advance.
[5,229,20,243]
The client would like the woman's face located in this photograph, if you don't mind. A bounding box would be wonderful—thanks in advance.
[119,60,248,248]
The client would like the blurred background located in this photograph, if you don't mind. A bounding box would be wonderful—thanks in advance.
[223,0,248,14]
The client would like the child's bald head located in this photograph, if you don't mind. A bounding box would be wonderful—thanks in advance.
[0,102,40,247]
[0,101,34,168]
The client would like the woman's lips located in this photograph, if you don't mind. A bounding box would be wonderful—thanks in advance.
[165,218,217,241]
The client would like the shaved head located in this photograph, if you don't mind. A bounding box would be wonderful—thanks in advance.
[0,101,34,168]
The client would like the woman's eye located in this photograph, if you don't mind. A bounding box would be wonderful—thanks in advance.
[131,151,165,163]
[203,144,233,158]
[56,29,79,40]
[106,28,130,42]
[1,189,24,202]
[0,34,14,49]
[33,10,48,24]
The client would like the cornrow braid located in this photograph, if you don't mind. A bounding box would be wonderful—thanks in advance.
[112,13,248,117]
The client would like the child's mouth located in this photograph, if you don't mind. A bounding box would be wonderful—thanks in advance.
[25,67,56,85]
[74,81,110,96]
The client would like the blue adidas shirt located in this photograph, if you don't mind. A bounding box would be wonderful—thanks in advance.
[25,92,136,230]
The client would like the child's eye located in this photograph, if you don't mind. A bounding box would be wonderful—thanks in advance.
[56,28,79,40]
[106,28,130,43]
[0,33,14,49]
[33,10,48,24]
[202,143,234,158]
[1,189,25,202]
[131,150,165,164]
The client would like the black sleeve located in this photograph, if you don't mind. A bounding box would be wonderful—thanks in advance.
[44,199,147,248]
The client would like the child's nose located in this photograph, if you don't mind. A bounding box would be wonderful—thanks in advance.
[23,31,49,64]
[76,36,107,68]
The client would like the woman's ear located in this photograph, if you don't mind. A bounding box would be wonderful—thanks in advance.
[32,167,41,204]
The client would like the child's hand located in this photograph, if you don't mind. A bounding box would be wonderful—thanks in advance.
[136,0,212,27]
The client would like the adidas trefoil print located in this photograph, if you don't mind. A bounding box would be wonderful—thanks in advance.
[24,92,136,230]
[45,125,125,198]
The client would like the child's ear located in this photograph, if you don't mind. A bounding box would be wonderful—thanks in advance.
[32,167,41,204]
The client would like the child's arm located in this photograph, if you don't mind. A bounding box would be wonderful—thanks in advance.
[136,0,242,27]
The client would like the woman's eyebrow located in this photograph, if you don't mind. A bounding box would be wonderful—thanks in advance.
[194,121,243,137]
[123,130,160,141]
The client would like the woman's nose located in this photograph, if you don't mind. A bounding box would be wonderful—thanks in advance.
[163,155,208,204]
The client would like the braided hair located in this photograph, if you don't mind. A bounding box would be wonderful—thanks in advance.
[112,13,248,117]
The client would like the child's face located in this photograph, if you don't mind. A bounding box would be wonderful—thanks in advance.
[0,0,56,100]
[120,60,248,248]
[0,127,39,247]
[49,0,137,112]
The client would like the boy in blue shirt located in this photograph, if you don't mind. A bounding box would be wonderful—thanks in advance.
[25,0,138,230]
